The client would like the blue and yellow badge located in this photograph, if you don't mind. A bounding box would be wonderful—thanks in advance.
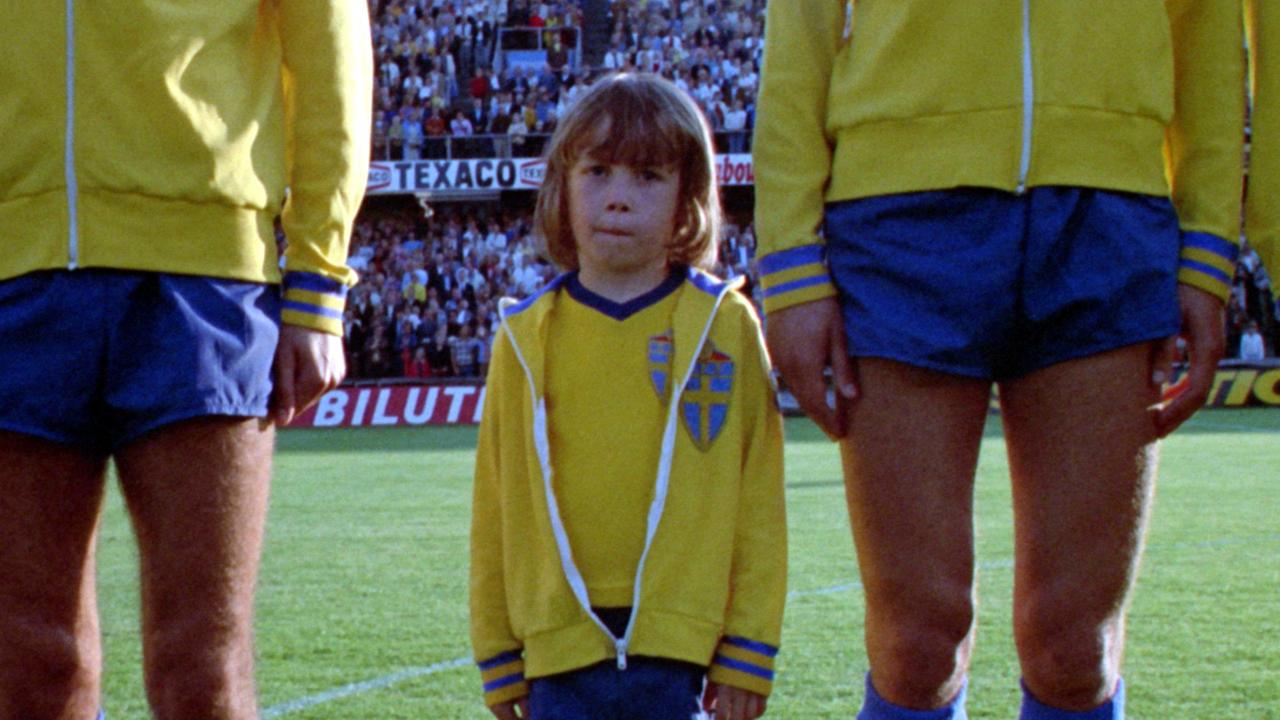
[648,331,674,400]
[680,341,734,451]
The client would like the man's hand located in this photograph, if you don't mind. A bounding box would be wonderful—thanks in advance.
[488,698,529,720]
[703,682,768,720]
[271,325,346,426]
[1152,285,1225,438]
[765,298,857,440]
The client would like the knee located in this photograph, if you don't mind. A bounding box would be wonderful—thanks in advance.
[0,615,99,717]
[1015,592,1123,709]
[867,584,976,706]
[143,618,256,719]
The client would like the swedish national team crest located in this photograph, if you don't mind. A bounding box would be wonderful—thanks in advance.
[648,331,674,400]
[680,341,734,451]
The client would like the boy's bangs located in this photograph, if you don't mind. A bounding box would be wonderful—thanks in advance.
[568,94,687,170]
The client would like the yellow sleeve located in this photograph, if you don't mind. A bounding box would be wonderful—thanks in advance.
[278,0,373,334]
[707,308,787,697]
[1165,0,1247,302]
[752,1,846,315]
[469,329,529,707]
[1246,0,1280,280]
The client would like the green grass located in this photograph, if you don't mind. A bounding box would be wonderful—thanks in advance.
[96,411,1280,718]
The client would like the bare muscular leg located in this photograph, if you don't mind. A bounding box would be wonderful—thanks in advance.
[1000,343,1160,711]
[0,431,107,720]
[114,417,274,720]
[840,358,991,709]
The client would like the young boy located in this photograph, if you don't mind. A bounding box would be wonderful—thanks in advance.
[469,73,786,720]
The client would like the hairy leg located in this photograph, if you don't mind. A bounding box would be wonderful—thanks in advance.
[114,417,274,720]
[0,431,107,720]
[840,359,991,709]
[1000,343,1160,710]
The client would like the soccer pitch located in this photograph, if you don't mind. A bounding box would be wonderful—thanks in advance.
[95,411,1279,719]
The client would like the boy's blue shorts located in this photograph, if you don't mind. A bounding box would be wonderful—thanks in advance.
[528,656,707,720]
[824,187,1182,380]
[0,269,280,452]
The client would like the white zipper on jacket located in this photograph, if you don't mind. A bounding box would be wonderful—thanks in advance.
[64,0,79,268]
[1016,0,1034,194]
[497,280,733,671]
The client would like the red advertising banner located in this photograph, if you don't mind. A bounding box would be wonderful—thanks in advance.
[288,384,485,428]
[288,366,1280,429]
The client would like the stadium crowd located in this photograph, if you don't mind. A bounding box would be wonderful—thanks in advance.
[341,201,757,379]
[369,0,764,159]
[343,0,1277,380]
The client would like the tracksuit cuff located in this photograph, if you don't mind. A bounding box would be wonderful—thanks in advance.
[478,649,528,707]
[707,635,778,697]
[758,244,836,315]
[281,271,348,335]
[1177,231,1239,303]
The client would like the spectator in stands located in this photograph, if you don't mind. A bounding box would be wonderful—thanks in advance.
[406,346,431,377]
[1240,320,1267,361]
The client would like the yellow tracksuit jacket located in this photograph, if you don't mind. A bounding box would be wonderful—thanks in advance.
[755,0,1246,313]
[469,269,787,707]
[0,0,372,333]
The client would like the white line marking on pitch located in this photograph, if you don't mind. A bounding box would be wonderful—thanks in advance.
[260,658,470,718]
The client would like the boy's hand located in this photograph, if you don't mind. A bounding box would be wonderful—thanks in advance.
[488,698,529,720]
[765,298,856,440]
[703,682,768,720]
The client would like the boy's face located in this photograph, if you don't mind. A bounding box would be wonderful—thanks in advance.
[567,151,680,290]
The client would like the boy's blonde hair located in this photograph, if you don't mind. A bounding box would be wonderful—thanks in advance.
[534,73,722,271]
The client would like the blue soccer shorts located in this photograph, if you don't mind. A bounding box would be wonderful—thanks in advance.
[824,186,1182,380]
[528,656,707,720]
[0,269,280,452]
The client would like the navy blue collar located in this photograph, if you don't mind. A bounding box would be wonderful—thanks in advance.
[565,269,684,320]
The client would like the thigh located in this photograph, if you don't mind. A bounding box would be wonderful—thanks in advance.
[1000,343,1160,629]
[839,358,989,640]
[0,431,107,686]
[114,417,274,653]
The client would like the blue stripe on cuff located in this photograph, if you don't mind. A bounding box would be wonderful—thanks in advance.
[477,650,522,670]
[758,245,824,276]
[724,636,779,657]
[1180,258,1232,286]
[714,654,775,681]
[761,275,829,298]
[483,673,525,692]
[284,272,348,297]
[282,299,344,320]
[1181,232,1239,263]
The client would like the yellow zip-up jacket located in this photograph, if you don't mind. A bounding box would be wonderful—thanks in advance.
[755,0,1246,314]
[1247,0,1280,279]
[0,0,372,334]
[469,270,786,707]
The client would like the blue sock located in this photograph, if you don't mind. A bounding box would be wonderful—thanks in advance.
[97,712,106,720]
[1020,678,1124,720]
[857,673,969,720]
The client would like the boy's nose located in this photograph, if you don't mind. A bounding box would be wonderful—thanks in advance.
[604,180,632,212]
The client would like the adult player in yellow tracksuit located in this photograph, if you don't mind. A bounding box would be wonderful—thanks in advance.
[1248,1,1280,283]
[754,2,1245,719]
[470,74,786,720]
[0,3,370,718]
